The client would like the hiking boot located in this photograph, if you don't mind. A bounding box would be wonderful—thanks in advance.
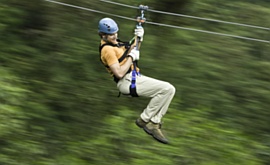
[135,117,148,128]
[143,121,169,144]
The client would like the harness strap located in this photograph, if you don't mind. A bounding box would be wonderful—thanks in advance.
[99,39,131,68]
[129,61,139,97]
[129,36,139,97]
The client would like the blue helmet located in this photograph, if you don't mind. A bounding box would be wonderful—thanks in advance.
[98,18,119,34]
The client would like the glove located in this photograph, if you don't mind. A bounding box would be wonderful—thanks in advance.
[128,47,140,61]
[134,27,144,41]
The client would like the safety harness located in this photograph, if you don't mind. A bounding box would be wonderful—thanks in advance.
[99,5,147,97]
[99,39,139,97]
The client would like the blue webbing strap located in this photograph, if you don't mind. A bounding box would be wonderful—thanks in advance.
[129,61,139,97]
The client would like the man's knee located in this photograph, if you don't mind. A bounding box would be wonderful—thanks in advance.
[164,82,176,95]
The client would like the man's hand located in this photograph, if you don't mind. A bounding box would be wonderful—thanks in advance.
[128,47,140,61]
[134,27,144,41]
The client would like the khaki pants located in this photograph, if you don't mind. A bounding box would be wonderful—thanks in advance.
[117,73,176,123]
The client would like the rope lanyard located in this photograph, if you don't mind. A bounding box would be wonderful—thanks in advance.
[129,5,148,97]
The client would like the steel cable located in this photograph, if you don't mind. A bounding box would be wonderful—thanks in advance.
[44,0,269,43]
[100,0,270,31]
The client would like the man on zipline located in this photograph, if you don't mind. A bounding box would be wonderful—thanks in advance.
[98,17,175,144]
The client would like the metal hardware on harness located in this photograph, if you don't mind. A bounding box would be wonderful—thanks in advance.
[136,5,148,44]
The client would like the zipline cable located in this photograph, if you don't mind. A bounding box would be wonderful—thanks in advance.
[44,0,135,21]
[146,21,269,43]
[44,0,269,43]
[100,0,270,31]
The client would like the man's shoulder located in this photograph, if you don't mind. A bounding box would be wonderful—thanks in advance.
[101,44,117,54]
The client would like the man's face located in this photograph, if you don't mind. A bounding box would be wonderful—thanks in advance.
[104,33,118,44]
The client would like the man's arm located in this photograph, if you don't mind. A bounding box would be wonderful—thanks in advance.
[109,57,133,79]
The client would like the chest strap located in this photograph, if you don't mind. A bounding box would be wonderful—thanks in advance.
[99,39,131,68]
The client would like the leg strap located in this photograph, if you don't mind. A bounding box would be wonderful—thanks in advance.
[130,85,138,97]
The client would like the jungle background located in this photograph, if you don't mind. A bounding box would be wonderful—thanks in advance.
[0,0,270,164]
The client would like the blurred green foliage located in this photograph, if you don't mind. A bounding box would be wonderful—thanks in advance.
[0,0,269,164]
